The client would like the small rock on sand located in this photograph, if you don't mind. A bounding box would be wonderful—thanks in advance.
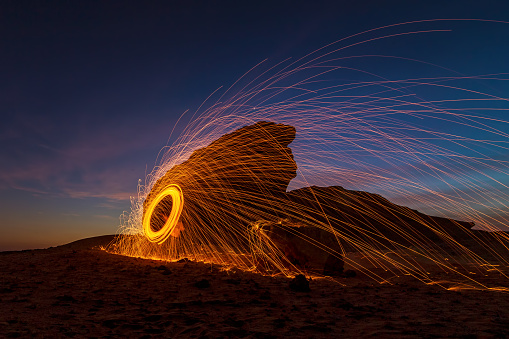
[289,274,310,292]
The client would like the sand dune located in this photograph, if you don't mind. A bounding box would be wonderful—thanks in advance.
[1,236,508,338]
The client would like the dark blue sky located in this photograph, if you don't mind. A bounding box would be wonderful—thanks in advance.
[2,1,509,250]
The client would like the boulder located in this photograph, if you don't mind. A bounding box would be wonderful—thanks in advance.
[250,219,344,276]
[288,274,311,292]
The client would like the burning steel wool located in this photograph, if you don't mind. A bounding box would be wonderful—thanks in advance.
[112,22,509,291]
[114,120,509,289]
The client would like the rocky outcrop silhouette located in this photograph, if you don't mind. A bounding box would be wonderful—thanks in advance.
[144,121,482,275]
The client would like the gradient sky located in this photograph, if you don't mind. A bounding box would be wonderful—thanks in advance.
[2,1,509,250]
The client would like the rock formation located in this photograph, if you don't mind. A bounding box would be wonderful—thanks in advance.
[284,185,475,253]
[143,121,481,276]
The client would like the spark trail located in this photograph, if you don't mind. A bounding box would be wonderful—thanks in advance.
[112,21,509,291]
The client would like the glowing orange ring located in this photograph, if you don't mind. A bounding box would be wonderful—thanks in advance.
[143,184,184,244]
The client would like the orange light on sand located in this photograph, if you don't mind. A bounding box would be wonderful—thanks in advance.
[143,184,184,244]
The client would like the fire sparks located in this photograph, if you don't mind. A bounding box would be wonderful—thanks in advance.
[110,21,509,290]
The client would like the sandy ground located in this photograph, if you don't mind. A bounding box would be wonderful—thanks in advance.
[1,236,509,338]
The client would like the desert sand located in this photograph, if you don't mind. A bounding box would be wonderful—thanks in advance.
[1,235,508,338]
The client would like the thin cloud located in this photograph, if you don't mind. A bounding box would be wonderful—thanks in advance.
[1,117,173,201]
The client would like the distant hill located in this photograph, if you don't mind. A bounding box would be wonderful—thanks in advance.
[55,234,118,250]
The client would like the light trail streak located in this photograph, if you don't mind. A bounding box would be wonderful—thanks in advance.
[142,184,184,244]
[110,20,509,291]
